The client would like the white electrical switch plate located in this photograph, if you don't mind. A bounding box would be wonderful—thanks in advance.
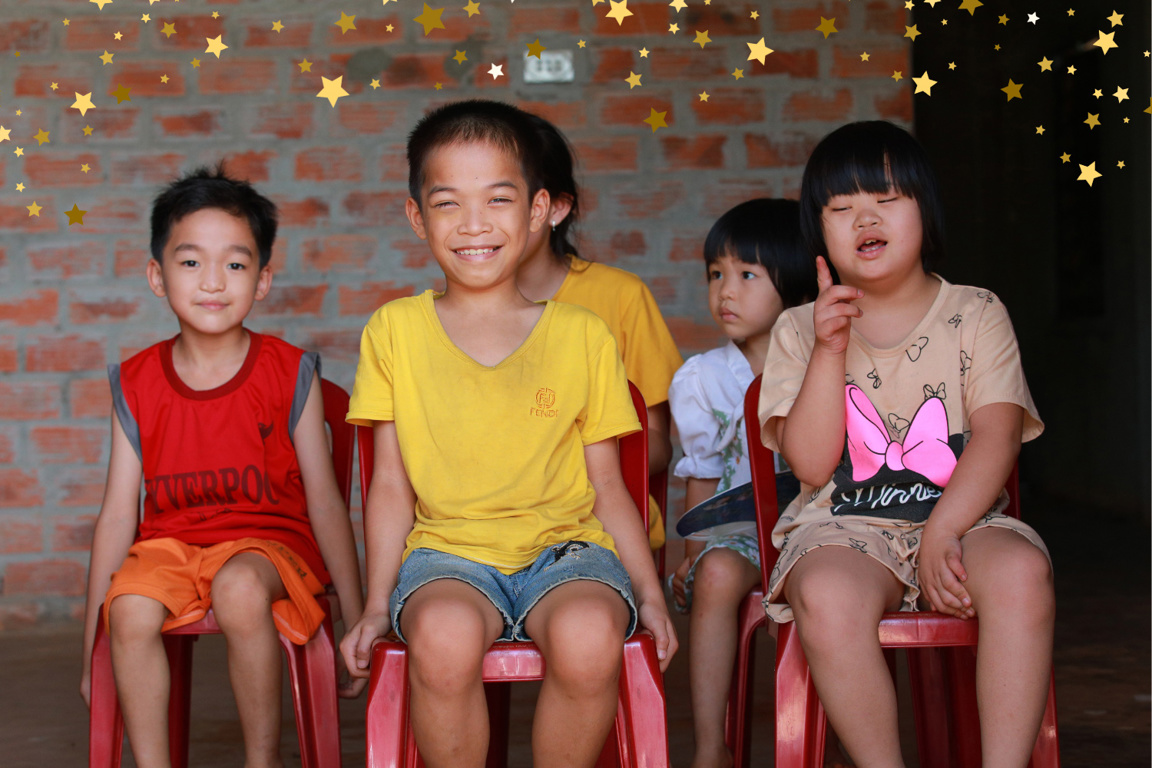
[524,50,575,83]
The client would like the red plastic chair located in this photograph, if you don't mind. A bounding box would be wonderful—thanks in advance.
[359,382,670,768]
[89,378,357,768]
[726,374,1061,768]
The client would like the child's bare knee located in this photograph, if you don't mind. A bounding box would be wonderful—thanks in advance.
[108,594,166,644]
[978,545,1054,623]
[211,564,277,630]
[693,549,752,598]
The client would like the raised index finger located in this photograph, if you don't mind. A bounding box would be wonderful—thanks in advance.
[815,256,833,292]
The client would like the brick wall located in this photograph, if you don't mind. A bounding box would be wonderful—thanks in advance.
[0,0,911,628]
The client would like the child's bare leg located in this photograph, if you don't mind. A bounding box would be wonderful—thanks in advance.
[958,528,1054,768]
[687,548,760,768]
[524,580,630,768]
[401,579,505,768]
[784,546,907,768]
[108,594,173,768]
[211,553,289,768]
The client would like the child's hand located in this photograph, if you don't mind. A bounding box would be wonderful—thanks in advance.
[637,596,679,672]
[812,256,863,355]
[336,648,369,698]
[339,609,391,680]
[79,664,92,708]
[669,555,693,610]
[918,527,975,619]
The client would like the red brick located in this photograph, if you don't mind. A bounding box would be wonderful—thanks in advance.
[593,3,673,35]
[24,154,104,188]
[294,328,362,364]
[51,514,97,552]
[325,17,407,46]
[63,17,141,51]
[261,285,328,317]
[379,143,410,182]
[75,198,145,234]
[69,294,146,325]
[772,3,851,34]
[247,102,314,140]
[0,199,58,234]
[151,16,225,50]
[376,54,451,89]
[117,331,171,362]
[338,283,417,316]
[698,179,787,219]
[109,153,186,184]
[30,426,106,464]
[599,93,674,127]
[27,241,106,279]
[288,54,358,95]
[0,427,13,461]
[0,337,14,373]
[509,7,580,35]
[874,88,913,122]
[200,59,278,95]
[647,48,729,80]
[571,137,640,173]
[745,132,821,168]
[0,290,58,326]
[0,603,42,631]
[271,198,330,228]
[0,469,43,508]
[3,559,86,596]
[343,191,409,228]
[748,49,819,79]
[784,89,853,122]
[114,241,151,279]
[70,378,112,420]
[59,108,142,142]
[585,231,648,260]
[679,5,761,36]
[295,147,364,182]
[0,515,40,554]
[409,11,485,44]
[832,47,907,78]
[14,63,94,97]
[108,61,187,97]
[215,150,276,183]
[471,58,510,90]
[669,233,707,264]
[57,468,106,508]
[154,108,224,138]
[302,235,378,272]
[0,18,52,54]
[244,18,314,48]
[659,135,727,170]
[335,102,408,136]
[591,48,635,85]
[0,383,62,421]
[666,316,725,355]
[26,335,106,373]
[516,101,588,130]
[394,238,435,270]
[610,180,686,218]
[691,89,766,124]
[865,1,908,34]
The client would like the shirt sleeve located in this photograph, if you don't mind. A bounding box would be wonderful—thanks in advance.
[758,308,813,453]
[962,296,1044,442]
[669,357,724,480]
[579,320,643,445]
[107,363,142,461]
[617,280,683,408]
[346,309,395,427]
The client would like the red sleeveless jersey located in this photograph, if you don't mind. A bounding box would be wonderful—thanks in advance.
[110,332,330,584]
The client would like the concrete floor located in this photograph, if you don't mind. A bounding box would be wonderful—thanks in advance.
[2,500,1148,767]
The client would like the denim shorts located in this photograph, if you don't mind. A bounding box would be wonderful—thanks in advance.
[389,541,637,643]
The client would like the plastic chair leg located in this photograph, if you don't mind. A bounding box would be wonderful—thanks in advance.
[617,633,670,768]
[774,623,826,768]
[908,647,956,768]
[88,621,125,768]
[726,592,766,768]
[365,641,411,768]
[283,610,341,768]
[1030,670,1061,767]
[163,634,195,768]
[484,682,512,768]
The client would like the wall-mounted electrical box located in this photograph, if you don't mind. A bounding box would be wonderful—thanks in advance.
[524,50,574,83]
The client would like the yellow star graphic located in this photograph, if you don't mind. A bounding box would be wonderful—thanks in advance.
[948,62,956,70]
[639,48,649,58]
[1066,9,1074,16]
[386,24,394,32]
[15,183,24,192]
[66,204,87,226]
[670,0,687,10]
[1059,153,1071,163]
[0,126,9,143]
[912,71,937,95]
[1093,89,1102,99]
[81,163,91,174]
[1107,11,1123,27]
[1077,162,1101,186]
[751,10,759,19]
[464,1,481,17]
[272,20,284,33]
[578,40,586,48]
[1117,161,1125,169]
[161,23,176,38]
[205,35,227,58]
[334,12,356,35]
[625,71,642,89]
[998,14,1008,25]
[62,19,69,26]
[1145,98,1152,115]
[453,50,467,64]
[606,1,633,26]
[643,108,668,133]
[993,44,1001,51]
[317,76,349,107]
[27,201,42,217]
[141,14,150,23]
[112,84,131,104]
[698,91,709,102]
[71,92,96,116]
[1067,65,1076,74]
[904,25,920,41]
[668,24,679,34]
[942,19,948,26]
[747,38,773,64]
[114,31,123,41]
[14,147,25,157]
[34,129,50,146]
[298,59,313,73]
[905,0,913,8]
[212,12,220,19]
[526,40,546,59]
[83,125,93,136]
[1001,79,1023,101]
[99,50,114,65]
[1093,31,1117,55]
[434,82,443,91]
[816,18,838,38]
[1035,125,1045,135]
[891,70,903,81]
[370,79,381,89]
[693,30,711,48]
[191,58,201,69]
[1084,113,1100,129]
[160,74,169,84]
[1038,57,1053,71]
[958,0,983,15]
[731,67,744,80]
[860,52,870,62]
[413,4,445,36]
[1112,87,1128,103]
[90,0,112,10]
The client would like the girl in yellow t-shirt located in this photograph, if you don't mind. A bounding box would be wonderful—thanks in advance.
[515,113,683,550]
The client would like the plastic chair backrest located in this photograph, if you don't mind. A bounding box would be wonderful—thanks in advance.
[742,374,1023,597]
[358,381,650,528]
[320,378,356,509]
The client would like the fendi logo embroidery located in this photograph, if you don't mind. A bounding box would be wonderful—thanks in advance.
[530,387,558,418]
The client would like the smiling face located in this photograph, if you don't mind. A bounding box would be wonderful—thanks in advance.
[707,253,785,345]
[406,139,549,293]
[820,187,924,290]
[147,207,271,337]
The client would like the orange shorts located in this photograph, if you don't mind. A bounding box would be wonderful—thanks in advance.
[104,537,327,645]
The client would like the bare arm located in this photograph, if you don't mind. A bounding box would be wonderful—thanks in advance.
[292,373,366,696]
[339,420,416,679]
[80,411,143,706]
[669,476,720,608]
[646,402,673,475]
[585,438,678,670]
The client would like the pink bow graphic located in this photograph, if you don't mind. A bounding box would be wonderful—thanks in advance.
[844,384,957,487]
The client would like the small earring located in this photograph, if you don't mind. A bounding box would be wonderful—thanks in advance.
[550,220,557,231]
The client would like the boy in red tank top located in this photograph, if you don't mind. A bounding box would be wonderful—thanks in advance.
[79,167,365,768]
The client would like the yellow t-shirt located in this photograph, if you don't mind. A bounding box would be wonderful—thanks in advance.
[347,290,642,574]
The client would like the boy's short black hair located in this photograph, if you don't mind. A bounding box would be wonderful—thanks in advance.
[526,112,581,261]
[150,164,278,268]
[406,99,544,205]
[799,120,945,273]
[704,199,817,310]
